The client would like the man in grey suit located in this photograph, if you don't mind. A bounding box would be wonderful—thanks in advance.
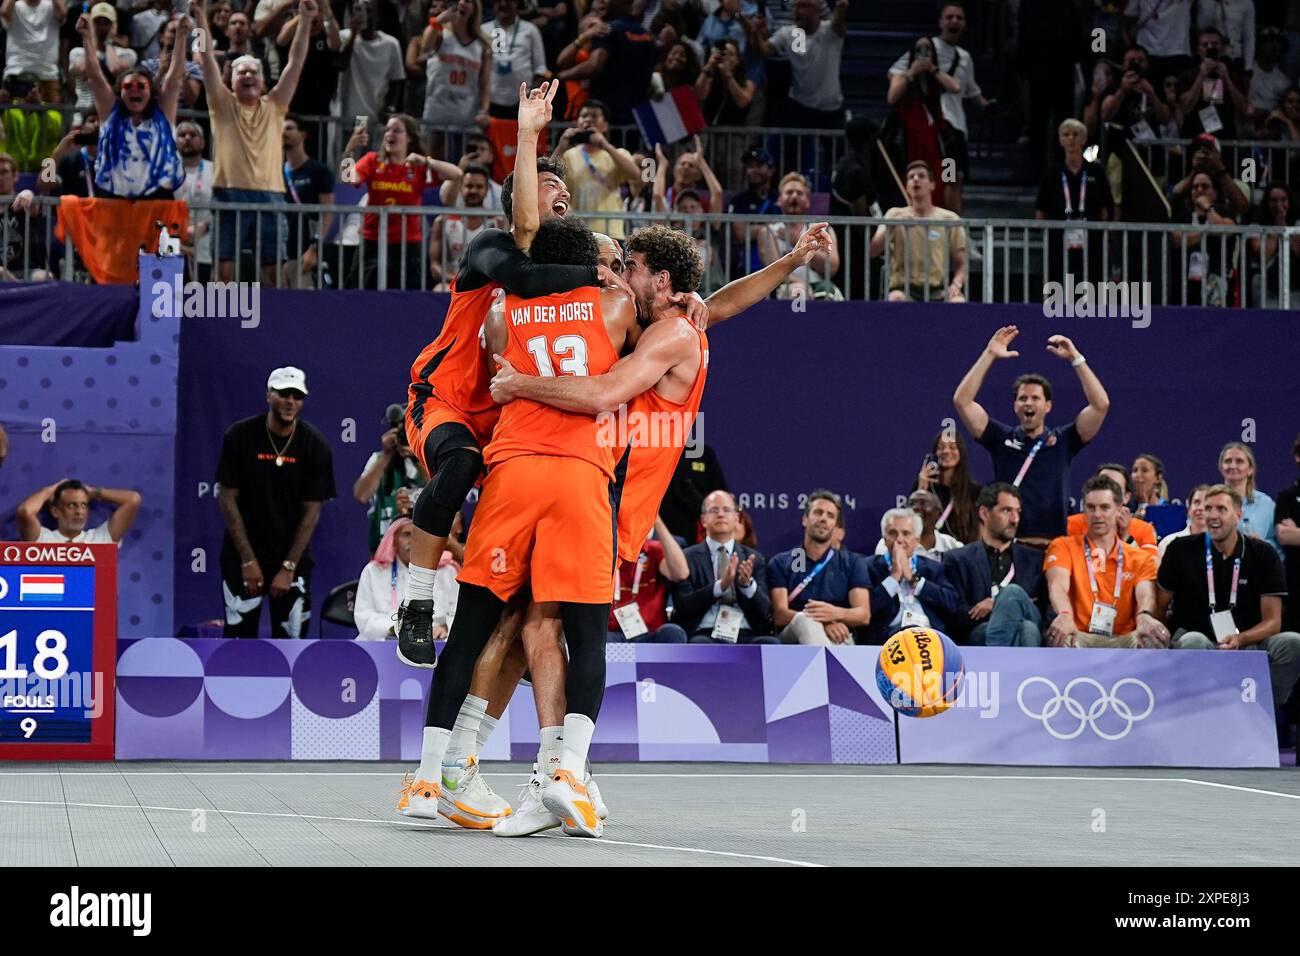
[672,490,776,644]
[941,482,1046,646]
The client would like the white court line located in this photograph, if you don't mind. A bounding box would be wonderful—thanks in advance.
[0,797,822,868]
[1177,777,1300,801]
[542,835,823,867]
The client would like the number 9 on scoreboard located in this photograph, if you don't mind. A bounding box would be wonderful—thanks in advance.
[0,543,117,759]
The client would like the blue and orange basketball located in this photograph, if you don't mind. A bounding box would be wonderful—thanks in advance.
[875,627,965,718]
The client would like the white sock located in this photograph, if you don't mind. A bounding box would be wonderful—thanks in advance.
[446,694,487,765]
[538,725,563,777]
[476,712,499,754]
[405,563,438,603]
[415,726,450,786]
[559,713,595,777]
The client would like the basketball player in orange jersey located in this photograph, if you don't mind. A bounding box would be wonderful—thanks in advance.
[485,223,832,836]
[395,86,710,829]
[397,216,642,835]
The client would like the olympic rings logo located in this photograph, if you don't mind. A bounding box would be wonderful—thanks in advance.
[1016,677,1156,741]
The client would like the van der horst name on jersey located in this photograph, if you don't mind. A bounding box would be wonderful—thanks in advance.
[510,301,597,326]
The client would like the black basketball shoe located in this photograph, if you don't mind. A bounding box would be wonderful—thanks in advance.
[396,600,438,669]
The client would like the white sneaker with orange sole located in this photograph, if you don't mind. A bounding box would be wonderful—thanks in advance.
[438,756,512,829]
[396,773,440,820]
[542,769,603,838]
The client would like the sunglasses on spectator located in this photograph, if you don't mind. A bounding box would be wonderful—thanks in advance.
[121,80,151,91]
[274,389,306,400]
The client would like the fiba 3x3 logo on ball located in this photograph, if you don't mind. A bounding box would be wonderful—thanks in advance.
[876,627,966,719]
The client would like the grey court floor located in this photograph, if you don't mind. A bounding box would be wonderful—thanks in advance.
[1,762,1298,867]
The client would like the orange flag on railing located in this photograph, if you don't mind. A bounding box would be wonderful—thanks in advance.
[55,196,190,285]
[486,118,549,185]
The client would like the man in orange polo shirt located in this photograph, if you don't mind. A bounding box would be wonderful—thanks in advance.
[1065,462,1160,558]
[1045,475,1168,648]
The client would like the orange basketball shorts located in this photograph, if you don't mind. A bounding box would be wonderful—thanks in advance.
[458,454,616,604]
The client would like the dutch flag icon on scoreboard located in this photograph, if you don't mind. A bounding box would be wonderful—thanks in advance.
[19,574,65,602]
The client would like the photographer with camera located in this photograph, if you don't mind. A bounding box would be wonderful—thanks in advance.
[887,3,992,215]
[1169,131,1249,219]
[1176,27,1250,139]
[696,36,753,126]
[549,99,644,238]
[354,403,430,554]
[50,112,101,198]
[884,34,960,204]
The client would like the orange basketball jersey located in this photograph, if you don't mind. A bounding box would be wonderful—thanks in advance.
[616,320,709,562]
[484,285,621,480]
[407,278,501,445]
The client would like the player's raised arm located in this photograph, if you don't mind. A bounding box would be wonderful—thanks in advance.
[512,80,558,251]
[704,222,833,326]
[491,316,696,415]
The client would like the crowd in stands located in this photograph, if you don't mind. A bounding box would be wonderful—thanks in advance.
[3,0,1300,302]
[871,0,1300,303]
[0,0,853,289]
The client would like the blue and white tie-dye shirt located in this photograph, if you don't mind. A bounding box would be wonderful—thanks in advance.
[93,101,185,198]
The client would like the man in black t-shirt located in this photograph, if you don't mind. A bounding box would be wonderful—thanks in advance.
[1158,484,1300,716]
[1276,434,1300,633]
[1175,28,1250,139]
[216,366,337,638]
[282,114,337,286]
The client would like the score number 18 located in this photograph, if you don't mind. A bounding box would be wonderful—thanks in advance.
[0,629,71,739]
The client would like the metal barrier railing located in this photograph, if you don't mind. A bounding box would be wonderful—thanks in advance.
[2,100,845,178]
[1130,137,1300,193]
[4,195,1297,309]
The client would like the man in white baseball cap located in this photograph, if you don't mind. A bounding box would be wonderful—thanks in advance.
[214,365,336,637]
[267,365,309,395]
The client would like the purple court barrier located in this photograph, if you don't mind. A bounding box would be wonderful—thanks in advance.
[114,640,1275,767]
[897,646,1278,768]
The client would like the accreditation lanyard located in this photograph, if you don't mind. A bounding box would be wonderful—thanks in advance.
[578,145,617,192]
[788,552,833,602]
[1084,537,1123,607]
[1205,533,1241,611]
[627,552,648,599]
[1062,170,1086,220]
[936,497,954,530]
[992,560,1015,596]
[284,161,302,204]
[390,560,400,611]
[1012,435,1047,487]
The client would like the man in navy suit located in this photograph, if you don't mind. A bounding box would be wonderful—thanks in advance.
[941,482,1045,646]
[672,491,777,644]
[863,507,961,644]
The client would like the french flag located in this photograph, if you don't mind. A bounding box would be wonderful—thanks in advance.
[632,87,707,150]
[20,574,65,603]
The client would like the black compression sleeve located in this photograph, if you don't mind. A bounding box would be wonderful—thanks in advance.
[457,229,599,296]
